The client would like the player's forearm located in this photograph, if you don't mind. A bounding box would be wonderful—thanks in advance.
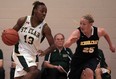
[104,33,113,48]
[44,44,56,55]
[64,41,71,48]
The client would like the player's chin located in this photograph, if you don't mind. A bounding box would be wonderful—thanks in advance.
[39,19,44,23]
[40,18,44,22]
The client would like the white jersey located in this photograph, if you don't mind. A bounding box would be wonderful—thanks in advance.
[14,16,46,56]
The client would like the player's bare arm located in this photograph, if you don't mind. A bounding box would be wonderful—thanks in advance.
[64,29,80,48]
[98,27,115,52]
[13,16,27,31]
[39,24,55,56]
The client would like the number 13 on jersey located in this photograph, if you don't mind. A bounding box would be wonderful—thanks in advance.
[24,35,34,44]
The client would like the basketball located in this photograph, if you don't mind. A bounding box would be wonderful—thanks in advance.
[1,28,19,46]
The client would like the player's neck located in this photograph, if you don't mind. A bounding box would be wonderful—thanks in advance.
[31,16,42,28]
[83,27,93,38]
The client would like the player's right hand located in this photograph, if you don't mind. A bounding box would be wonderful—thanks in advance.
[37,50,46,56]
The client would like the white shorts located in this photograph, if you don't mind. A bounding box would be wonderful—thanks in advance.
[12,51,38,77]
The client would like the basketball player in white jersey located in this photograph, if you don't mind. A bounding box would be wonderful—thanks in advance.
[12,1,55,79]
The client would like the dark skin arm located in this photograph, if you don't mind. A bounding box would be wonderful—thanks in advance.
[39,24,56,56]
[13,16,27,31]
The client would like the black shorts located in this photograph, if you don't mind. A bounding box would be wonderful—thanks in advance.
[68,57,99,79]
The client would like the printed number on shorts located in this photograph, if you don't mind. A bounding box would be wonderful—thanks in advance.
[83,47,94,53]
[24,35,34,44]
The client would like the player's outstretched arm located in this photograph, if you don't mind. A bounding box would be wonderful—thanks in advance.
[98,28,115,52]
[64,29,80,48]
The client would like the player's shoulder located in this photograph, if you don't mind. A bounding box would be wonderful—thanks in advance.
[72,29,80,34]
[17,16,27,23]
[42,22,51,31]
[71,29,80,37]
[98,27,106,34]
[98,27,105,31]
[18,16,27,22]
[17,16,27,27]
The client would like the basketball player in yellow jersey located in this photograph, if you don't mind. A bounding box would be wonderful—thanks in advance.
[64,14,115,79]
[12,1,55,79]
